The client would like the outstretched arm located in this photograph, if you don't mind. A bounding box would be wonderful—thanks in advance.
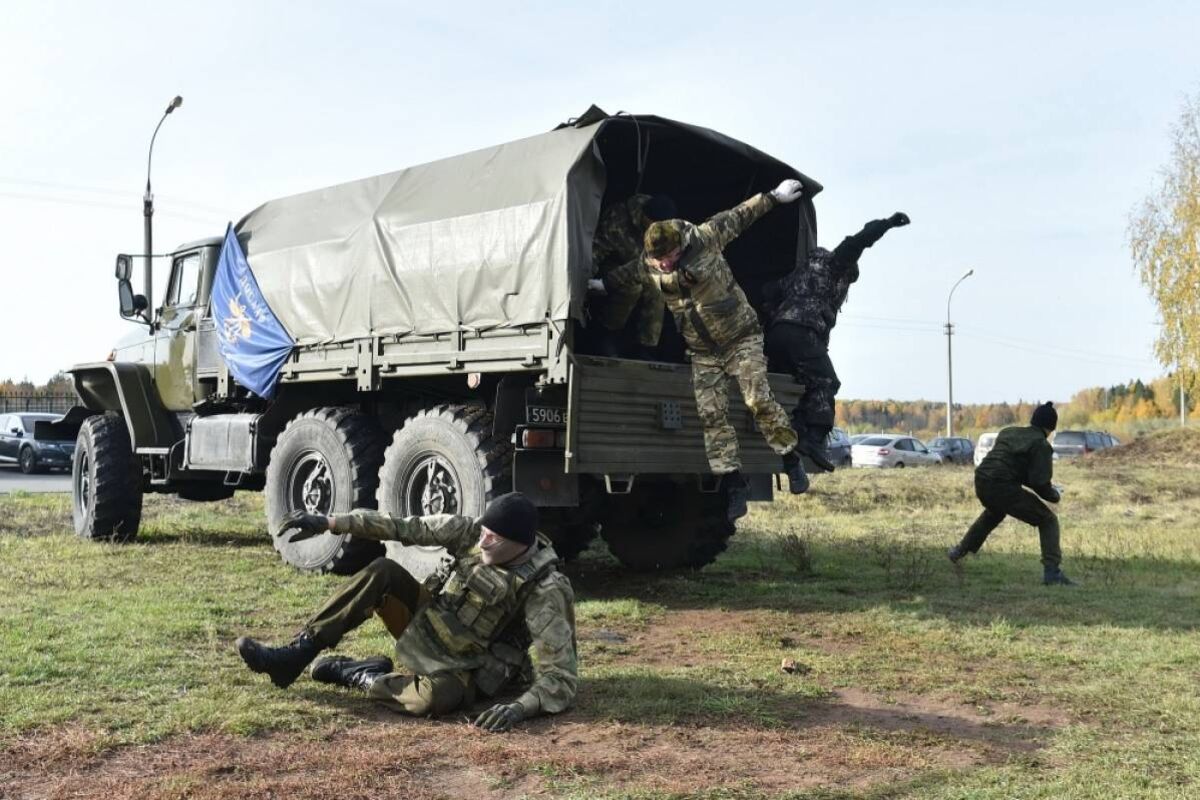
[698,179,804,250]
[275,509,479,554]
[832,212,910,267]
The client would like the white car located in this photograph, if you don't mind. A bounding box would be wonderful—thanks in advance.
[851,435,943,468]
[974,431,999,466]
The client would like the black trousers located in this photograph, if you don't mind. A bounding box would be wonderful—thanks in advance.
[764,323,840,444]
[958,480,1062,567]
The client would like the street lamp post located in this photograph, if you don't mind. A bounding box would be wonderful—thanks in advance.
[143,95,183,324]
[945,269,974,437]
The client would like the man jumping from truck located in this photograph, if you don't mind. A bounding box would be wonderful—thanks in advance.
[761,210,911,484]
[235,492,578,733]
[641,179,806,519]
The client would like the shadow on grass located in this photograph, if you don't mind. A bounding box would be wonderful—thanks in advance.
[136,529,268,548]
[564,541,1200,632]
[290,672,1050,760]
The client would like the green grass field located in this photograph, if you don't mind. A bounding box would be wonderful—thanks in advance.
[3,434,1200,798]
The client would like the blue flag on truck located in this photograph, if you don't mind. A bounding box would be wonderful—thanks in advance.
[211,224,294,399]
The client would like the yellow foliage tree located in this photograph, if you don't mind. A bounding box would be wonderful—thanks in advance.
[1130,91,1200,391]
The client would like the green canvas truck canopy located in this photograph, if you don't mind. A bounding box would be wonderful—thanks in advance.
[235,109,821,347]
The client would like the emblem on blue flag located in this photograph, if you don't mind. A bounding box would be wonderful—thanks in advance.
[211,224,294,399]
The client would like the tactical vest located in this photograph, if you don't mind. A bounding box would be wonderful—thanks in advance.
[423,537,560,660]
[648,245,761,354]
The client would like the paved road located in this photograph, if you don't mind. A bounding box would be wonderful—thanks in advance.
[0,466,71,493]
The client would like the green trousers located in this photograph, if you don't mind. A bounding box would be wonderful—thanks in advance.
[304,557,474,716]
[957,481,1062,567]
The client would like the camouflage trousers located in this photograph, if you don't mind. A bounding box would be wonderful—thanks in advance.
[600,259,664,347]
[305,557,475,717]
[764,323,841,445]
[691,334,798,474]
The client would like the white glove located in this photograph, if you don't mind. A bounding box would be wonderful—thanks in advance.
[770,179,803,204]
[587,278,607,294]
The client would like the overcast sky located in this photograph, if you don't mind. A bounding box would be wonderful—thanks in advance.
[1,1,1194,403]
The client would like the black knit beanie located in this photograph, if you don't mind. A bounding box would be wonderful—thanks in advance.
[1030,401,1058,432]
[479,492,539,546]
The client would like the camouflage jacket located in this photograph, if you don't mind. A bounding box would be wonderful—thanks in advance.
[763,218,900,337]
[332,511,578,716]
[762,246,858,338]
[974,426,1058,502]
[594,195,666,342]
[644,192,778,354]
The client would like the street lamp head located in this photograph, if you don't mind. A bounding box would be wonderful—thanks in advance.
[963,268,975,279]
[165,95,183,115]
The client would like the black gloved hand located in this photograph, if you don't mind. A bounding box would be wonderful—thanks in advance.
[274,510,330,542]
[473,702,525,733]
[888,212,911,227]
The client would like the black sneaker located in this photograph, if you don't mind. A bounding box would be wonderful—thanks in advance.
[725,472,750,521]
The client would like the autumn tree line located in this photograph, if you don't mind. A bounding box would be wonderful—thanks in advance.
[837,376,1194,441]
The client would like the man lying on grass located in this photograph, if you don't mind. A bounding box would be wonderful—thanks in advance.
[235,492,577,733]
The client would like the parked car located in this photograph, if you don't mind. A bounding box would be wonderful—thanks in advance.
[851,434,943,468]
[0,413,73,474]
[826,427,853,467]
[1052,429,1117,459]
[849,433,875,445]
[974,431,999,466]
[927,436,975,465]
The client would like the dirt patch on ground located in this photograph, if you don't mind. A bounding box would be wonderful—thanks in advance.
[1089,427,1200,468]
[3,686,1065,800]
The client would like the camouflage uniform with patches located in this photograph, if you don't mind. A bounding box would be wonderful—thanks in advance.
[592,195,665,347]
[762,217,901,448]
[645,192,797,473]
[304,512,577,718]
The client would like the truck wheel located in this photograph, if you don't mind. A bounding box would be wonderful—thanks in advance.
[377,404,511,579]
[600,477,735,571]
[72,413,142,541]
[539,477,603,561]
[19,447,39,475]
[265,407,386,574]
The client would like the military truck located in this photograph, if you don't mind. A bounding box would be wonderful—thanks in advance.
[57,108,821,575]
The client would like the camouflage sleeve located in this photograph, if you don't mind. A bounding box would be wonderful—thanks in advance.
[698,192,778,251]
[604,256,647,295]
[514,572,578,716]
[330,511,480,552]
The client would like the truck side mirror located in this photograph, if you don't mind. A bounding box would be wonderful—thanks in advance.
[115,254,132,281]
[119,279,149,318]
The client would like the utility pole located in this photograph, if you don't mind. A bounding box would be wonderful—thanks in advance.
[945,269,974,437]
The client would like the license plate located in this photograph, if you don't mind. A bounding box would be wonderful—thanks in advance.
[526,405,567,427]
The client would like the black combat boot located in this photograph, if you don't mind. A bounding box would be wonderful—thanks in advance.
[235,631,322,689]
[947,545,966,564]
[795,434,836,473]
[725,471,750,521]
[310,655,394,691]
[781,451,810,494]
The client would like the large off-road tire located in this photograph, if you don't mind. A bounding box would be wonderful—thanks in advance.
[600,477,736,571]
[377,404,511,579]
[539,477,603,561]
[19,446,39,475]
[72,413,143,541]
[265,407,386,574]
